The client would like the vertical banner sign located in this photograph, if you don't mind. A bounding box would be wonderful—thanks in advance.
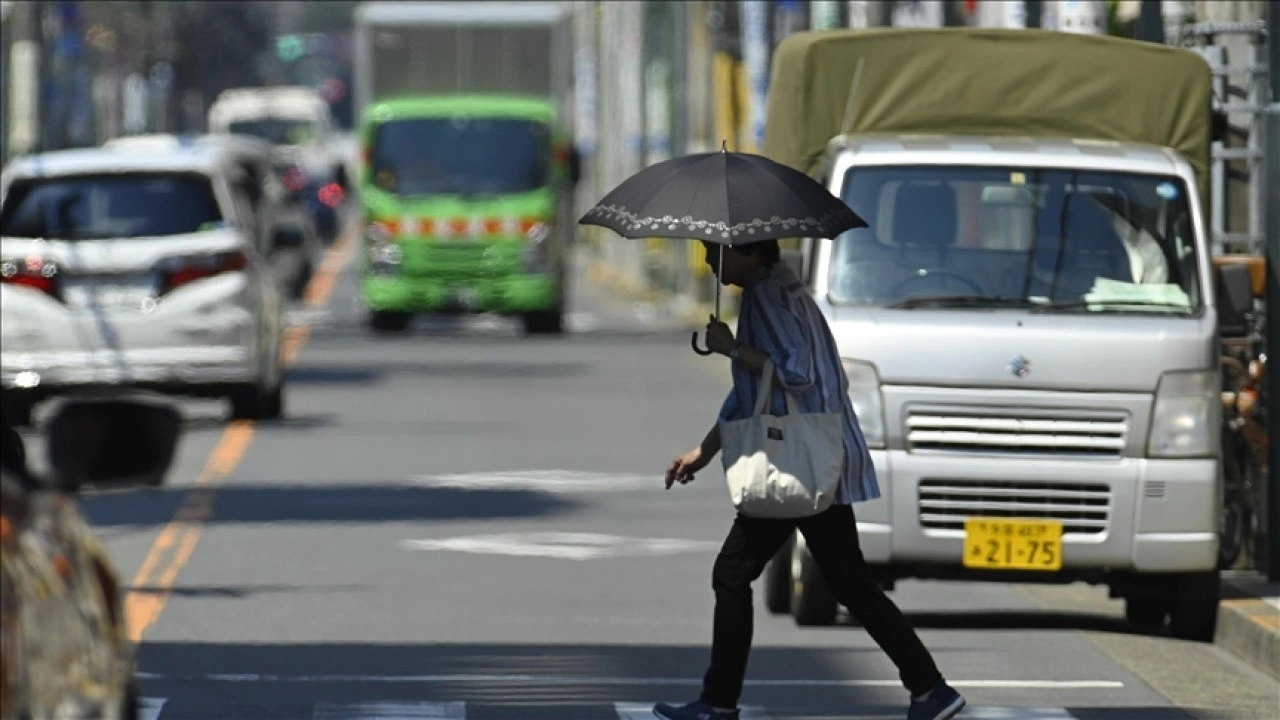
[892,0,945,27]
[620,1,644,177]
[811,0,841,30]
[739,0,769,153]
[847,1,872,28]
[1045,0,1106,34]
[574,3,598,158]
[9,42,39,155]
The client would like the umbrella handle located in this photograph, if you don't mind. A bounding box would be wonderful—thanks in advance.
[691,330,714,356]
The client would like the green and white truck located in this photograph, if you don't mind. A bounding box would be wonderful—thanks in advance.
[352,1,579,334]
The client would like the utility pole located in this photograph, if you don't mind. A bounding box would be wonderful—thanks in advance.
[1266,0,1280,582]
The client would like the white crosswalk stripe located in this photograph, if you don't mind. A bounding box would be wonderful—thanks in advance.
[313,701,467,719]
[137,697,1093,719]
[138,697,167,720]
[615,702,773,720]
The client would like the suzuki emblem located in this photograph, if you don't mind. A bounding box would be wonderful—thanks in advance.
[1008,355,1031,378]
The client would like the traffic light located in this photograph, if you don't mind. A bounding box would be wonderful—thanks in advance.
[276,34,305,63]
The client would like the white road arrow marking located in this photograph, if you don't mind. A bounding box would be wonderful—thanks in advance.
[138,697,167,720]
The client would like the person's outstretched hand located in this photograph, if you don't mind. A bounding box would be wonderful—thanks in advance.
[665,446,710,489]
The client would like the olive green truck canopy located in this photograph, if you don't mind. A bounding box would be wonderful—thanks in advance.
[762,28,1214,208]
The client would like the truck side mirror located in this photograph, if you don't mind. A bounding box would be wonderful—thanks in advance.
[1216,263,1254,337]
[1211,110,1229,143]
[568,148,582,187]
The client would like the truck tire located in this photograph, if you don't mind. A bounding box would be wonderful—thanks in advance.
[763,533,794,614]
[1169,570,1220,642]
[522,309,563,335]
[790,535,838,626]
[369,310,412,334]
[1124,594,1170,630]
[229,381,284,421]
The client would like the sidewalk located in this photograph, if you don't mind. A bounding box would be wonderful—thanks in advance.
[1219,571,1280,680]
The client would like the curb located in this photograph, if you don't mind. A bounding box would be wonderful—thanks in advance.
[1216,583,1280,680]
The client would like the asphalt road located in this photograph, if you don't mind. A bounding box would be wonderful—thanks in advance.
[25,238,1279,720]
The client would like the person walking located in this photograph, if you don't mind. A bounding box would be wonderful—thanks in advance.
[656,239,966,720]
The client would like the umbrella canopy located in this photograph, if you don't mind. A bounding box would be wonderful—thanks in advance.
[578,146,867,243]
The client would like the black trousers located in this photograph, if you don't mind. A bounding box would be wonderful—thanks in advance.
[699,503,943,709]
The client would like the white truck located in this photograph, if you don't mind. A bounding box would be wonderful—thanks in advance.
[759,27,1252,642]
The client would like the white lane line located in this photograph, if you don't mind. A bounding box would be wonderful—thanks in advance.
[134,672,1123,690]
[401,532,723,561]
[410,470,659,493]
[139,697,168,720]
[961,710,1073,719]
[615,702,771,720]
[313,701,466,719]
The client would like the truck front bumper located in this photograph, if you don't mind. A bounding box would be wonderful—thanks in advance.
[362,273,558,314]
[854,450,1219,575]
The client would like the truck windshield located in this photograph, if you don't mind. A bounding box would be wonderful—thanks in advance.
[1,173,225,240]
[227,117,316,146]
[370,117,550,196]
[830,166,1202,314]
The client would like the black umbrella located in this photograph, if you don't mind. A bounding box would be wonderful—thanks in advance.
[579,143,867,355]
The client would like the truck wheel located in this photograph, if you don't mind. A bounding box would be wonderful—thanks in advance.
[229,382,284,421]
[522,309,563,335]
[1124,594,1170,629]
[763,533,794,614]
[369,310,412,334]
[790,535,838,626]
[1169,571,1220,642]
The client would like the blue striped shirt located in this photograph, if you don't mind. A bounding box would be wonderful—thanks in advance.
[717,261,880,505]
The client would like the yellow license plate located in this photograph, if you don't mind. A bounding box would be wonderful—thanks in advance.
[962,518,1063,571]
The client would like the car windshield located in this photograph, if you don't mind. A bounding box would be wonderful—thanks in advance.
[0,173,224,240]
[829,166,1202,314]
[228,117,317,146]
[370,116,550,197]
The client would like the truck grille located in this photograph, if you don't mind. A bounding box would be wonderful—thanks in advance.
[918,479,1111,536]
[905,411,1128,458]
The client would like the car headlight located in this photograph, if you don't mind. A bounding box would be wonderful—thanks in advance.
[842,359,885,449]
[1148,369,1219,458]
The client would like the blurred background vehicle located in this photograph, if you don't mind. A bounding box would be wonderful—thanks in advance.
[1,390,183,720]
[207,86,350,245]
[351,1,580,336]
[0,141,288,427]
[105,133,325,301]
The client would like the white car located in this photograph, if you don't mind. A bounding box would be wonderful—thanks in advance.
[0,142,287,425]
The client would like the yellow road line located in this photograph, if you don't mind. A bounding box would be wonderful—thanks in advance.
[122,228,356,644]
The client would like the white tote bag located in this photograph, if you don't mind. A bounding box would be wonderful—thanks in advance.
[718,358,844,518]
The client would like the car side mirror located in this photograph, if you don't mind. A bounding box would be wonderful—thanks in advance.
[1216,263,1255,337]
[45,393,182,493]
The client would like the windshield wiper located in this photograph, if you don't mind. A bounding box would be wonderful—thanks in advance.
[887,295,1037,310]
[1030,299,1191,314]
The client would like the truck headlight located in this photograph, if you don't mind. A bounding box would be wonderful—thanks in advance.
[522,223,552,272]
[365,223,401,276]
[1148,369,1219,458]
[842,359,885,449]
